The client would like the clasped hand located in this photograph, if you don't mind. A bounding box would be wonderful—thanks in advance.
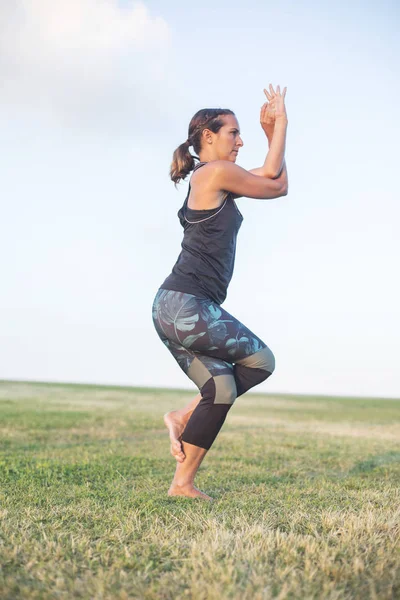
[260,83,287,138]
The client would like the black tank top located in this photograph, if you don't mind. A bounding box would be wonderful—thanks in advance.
[160,161,243,305]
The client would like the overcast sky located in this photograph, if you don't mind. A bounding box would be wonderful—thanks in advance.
[1,0,399,398]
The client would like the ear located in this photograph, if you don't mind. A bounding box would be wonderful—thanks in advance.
[202,128,213,144]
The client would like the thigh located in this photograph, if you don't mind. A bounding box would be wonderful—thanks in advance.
[152,288,268,364]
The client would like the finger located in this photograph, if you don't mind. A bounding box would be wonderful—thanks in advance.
[264,88,272,101]
[277,85,281,95]
[283,86,287,99]
[269,83,276,96]
[260,104,267,120]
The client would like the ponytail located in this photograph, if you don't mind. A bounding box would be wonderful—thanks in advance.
[170,139,197,188]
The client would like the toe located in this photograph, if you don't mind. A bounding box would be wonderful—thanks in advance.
[171,440,181,453]
[171,440,185,462]
[174,449,186,462]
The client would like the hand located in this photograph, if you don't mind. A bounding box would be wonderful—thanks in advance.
[264,83,287,122]
[260,84,288,138]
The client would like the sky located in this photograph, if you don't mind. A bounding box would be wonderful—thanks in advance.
[1,0,399,398]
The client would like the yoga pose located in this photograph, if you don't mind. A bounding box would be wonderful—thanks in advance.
[152,84,288,500]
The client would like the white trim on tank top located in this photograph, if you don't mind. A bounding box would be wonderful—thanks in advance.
[184,197,228,224]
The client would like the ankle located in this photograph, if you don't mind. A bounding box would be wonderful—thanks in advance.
[171,479,194,488]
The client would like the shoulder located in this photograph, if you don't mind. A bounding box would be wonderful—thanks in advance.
[202,160,237,173]
[191,160,238,184]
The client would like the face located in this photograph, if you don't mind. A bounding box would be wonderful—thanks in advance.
[204,114,244,162]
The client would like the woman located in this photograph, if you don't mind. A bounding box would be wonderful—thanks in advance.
[152,84,288,500]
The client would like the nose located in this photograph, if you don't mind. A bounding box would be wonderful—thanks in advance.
[237,136,244,147]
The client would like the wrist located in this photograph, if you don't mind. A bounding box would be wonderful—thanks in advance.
[262,128,273,143]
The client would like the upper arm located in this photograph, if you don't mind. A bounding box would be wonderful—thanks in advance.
[211,161,286,200]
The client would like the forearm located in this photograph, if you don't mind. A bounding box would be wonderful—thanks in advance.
[249,119,288,178]
[274,159,288,192]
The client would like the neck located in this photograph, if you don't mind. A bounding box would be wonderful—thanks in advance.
[199,150,220,162]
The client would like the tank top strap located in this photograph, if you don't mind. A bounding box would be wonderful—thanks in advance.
[193,161,207,172]
[187,162,207,194]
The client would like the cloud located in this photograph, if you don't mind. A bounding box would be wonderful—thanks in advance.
[0,0,176,133]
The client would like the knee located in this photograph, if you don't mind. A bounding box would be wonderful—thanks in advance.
[233,346,275,397]
[260,346,275,374]
[237,345,275,374]
[264,347,275,374]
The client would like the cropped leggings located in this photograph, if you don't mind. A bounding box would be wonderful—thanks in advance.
[152,288,275,450]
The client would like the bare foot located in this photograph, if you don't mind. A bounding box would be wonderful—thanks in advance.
[163,411,186,462]
[168,483,213,501]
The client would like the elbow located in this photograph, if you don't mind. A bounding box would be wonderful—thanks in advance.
[280,186,288,197]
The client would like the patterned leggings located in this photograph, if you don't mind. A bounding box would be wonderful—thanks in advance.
[152,288,275,450]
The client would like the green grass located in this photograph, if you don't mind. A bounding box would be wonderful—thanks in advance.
[0,380,399,599]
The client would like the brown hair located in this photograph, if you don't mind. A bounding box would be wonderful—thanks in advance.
[170,108,235,187]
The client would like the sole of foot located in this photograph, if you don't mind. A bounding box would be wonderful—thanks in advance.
[163,411,186,462]
[168,484,213,501]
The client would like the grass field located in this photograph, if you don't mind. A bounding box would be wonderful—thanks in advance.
[0,380,399,599]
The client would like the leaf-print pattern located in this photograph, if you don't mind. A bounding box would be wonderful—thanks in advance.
[151,288,268,379]
[199,356,233,378]
[208,321,228,345]
[159,338,195,373]
[158,291,200,332]
[200,303,223,324]
[182,332,206,347]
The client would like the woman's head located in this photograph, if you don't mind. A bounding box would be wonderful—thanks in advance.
[170,108,243,186]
